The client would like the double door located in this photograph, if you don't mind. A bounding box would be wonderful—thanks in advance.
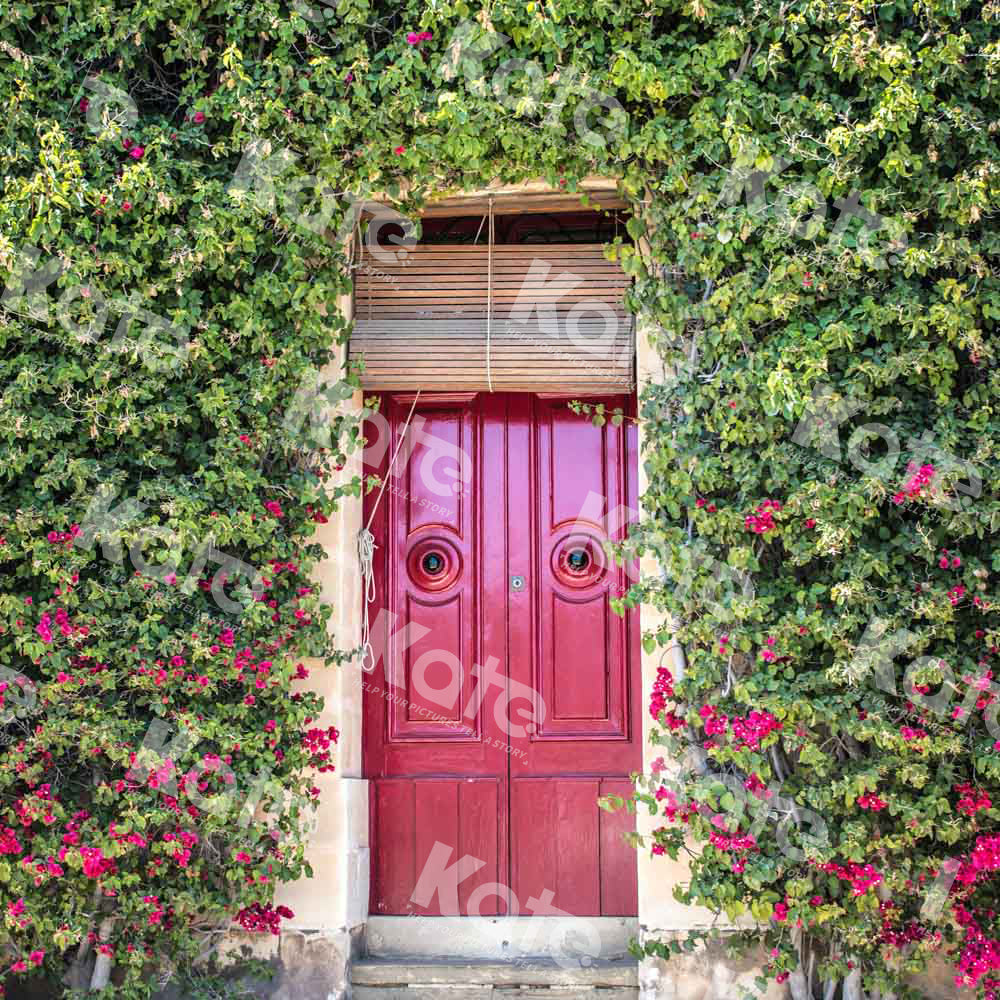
[363,392,639,916]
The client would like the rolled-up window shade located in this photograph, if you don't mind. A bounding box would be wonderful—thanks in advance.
[350,243,634,392]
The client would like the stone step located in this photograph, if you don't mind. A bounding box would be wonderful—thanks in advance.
[351,958,639,999]
[354,990,493,1000]
[365,916,637,961]
[354,958,638,987]
[352,990,639,1000]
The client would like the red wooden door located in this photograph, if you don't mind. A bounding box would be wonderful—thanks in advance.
[363,393,639,917]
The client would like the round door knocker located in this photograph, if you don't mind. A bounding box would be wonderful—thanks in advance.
[552,533,606,588]
[407,535,462,591]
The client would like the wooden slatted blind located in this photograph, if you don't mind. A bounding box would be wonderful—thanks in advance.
[350,243,634,392]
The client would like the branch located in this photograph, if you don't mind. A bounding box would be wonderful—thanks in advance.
[89,916,117,991]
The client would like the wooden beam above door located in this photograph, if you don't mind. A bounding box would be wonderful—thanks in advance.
[364,177,628,219]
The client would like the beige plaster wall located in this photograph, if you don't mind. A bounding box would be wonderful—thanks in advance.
[634,313,720,935]
[269,290,370,992]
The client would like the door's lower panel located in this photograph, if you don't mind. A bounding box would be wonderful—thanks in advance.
[510,777,637,916]
[370,777,505,916]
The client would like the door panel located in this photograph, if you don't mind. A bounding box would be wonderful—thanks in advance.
[598,777,641,916]
[510,778,603,916]
[391,396,477,740]
[365,393,638,918]
[364,393,508,777]
[507,394,638,763]
[371,778,503,915]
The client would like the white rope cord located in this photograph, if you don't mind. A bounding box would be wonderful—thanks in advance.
[486,196,494,392]
[359,391,421,671]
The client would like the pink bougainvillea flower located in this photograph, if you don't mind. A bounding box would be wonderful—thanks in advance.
[648,666,675,720]
[122,137,133,150]
[79,98,89,113]
[745,499,781,534]
[235,903,294,934]
[857,792,887,811]
[192,111,206,124]
[893,463,936,505]
[729,710,782,750]
[393,145,405,155]
[129,145,145,159]
[955,782,992,816]
[121,201,132,212]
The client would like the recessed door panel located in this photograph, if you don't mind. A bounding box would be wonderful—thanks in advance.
[371,778,503,916]
[550,590,611,722]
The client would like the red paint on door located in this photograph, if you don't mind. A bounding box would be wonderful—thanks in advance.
[363,393,639,916]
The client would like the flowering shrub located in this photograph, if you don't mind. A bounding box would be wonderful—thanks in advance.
[0,1,368,991]
[623,2,1000,995]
